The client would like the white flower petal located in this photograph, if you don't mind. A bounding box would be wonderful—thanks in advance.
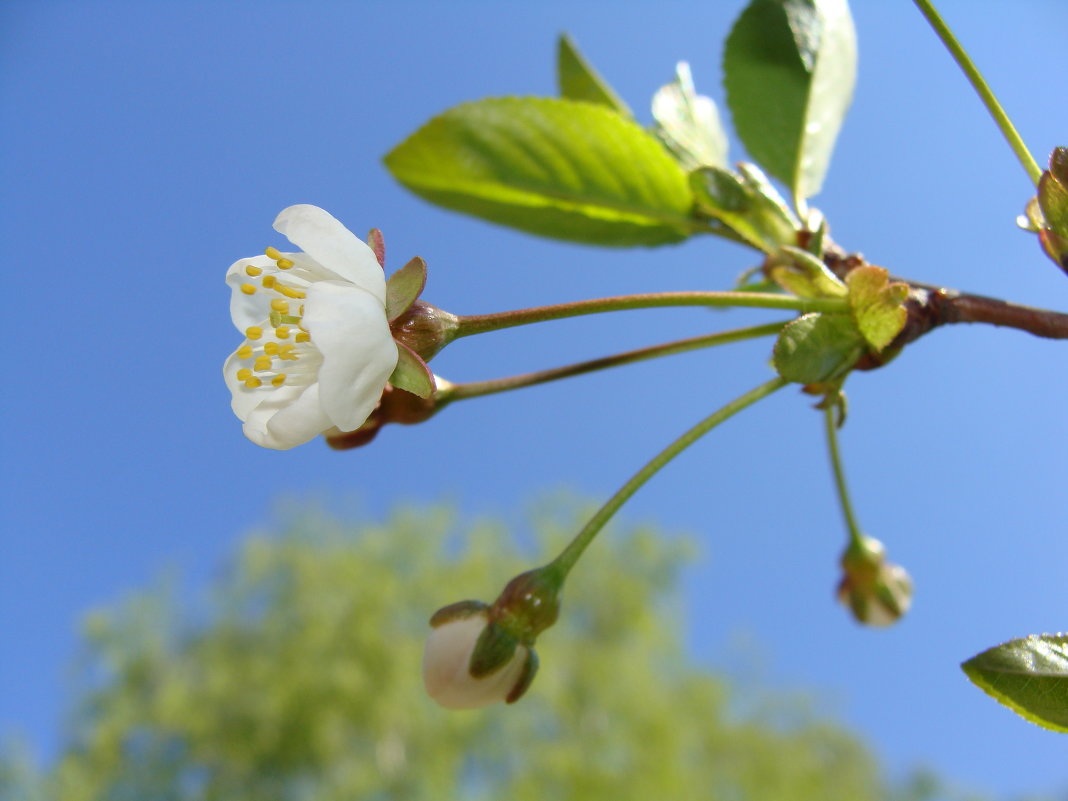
[226,256,278,332]
[422,614,528,710]
[249,382,332,450]
[273,205,386,305]
[302,281,398,432]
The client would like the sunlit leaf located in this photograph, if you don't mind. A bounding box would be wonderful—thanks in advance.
[385,97,695,247]
[962,634,1068,733]
[773,312,863,383]
[652,62,728,170]
[723,0,857,201]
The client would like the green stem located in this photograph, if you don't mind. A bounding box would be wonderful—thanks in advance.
[823,406,863,546]
[911,0,1041,186]
[456,292,845,338]
[443,321,788,402]
[546,376,788,581]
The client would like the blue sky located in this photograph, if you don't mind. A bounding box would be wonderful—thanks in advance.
[2,0,1066,795]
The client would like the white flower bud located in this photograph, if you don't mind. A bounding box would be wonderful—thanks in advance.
[422,611,529,710]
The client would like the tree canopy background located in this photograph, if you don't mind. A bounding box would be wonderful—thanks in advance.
[0,502,1001,801]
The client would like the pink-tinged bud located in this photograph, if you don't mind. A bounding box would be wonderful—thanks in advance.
[836,536,913,626]
[422,608,532,710]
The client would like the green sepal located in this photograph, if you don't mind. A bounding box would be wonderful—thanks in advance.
[505,648,540,704]
[469,621,520,678]
[845,266,908,352]
[385,97,694,247]
[385,256,427,322]
[366,228,386,269]
[768,245,847,298]
[557,33,631,116]
[1038,148,1068,238]
[389,341,435,398]
[773,312,864,384]
[429,600,487,628]
[652,62,728,170]
[962,634,1068,733]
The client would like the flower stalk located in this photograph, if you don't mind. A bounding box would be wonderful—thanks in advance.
[454,292,846,338]
[911,0,1041,186]
[547,376,788,580]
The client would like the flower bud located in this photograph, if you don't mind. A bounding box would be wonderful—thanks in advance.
[836,535,912,626]
[422,604,536,710]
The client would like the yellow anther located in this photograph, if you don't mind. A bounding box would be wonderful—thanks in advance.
[271,374,287,387]
[275,326,291,339]
[244,377,263,388]
[270,298,290,313]
[261,275,277,289]
[254,355,273,371]
[263,341,280,355]
[276,258,294,269]
[236,368,252,381]
[265,246,283,260]
[244,264,262,276]
[278,285,306,299]
[245,326,263,340]
[236,344,253,359]
[240,283,256,295]
[278,344,297,360]
[295,331,311,343]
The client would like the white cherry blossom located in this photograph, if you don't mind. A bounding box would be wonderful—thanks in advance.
[223,205,398,450]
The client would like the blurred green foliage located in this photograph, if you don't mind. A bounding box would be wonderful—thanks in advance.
[1,502,995,801]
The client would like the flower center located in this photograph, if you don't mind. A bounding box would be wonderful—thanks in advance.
[231,247,322,390]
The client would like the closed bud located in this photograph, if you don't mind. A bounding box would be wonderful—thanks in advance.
[422,604,536,710]
[837,536,912,626]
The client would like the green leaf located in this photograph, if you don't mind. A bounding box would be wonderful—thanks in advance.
[389,341,435,398]
[385,97,695,247]
[962,634,1068,733]
[768,245,847,298]
[845,265,908,351]
[690,164,799,253]
[773,312,864,384]
[385,256,427,322]
[557,34,631,116]
[723,0,857,201]
[652,62,728,170]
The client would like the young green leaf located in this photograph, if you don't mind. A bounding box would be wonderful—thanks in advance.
[962,634,1068,733]
[652,62,728,170]
[845,265,909,351]
[723,0,857,202]
[557,34,631,116]
[772,312,864,384]
[384,97,695,247]
[690,164,799,253]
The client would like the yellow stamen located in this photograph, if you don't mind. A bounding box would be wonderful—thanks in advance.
[244,377,263,388]
[295,331,310,343]
[271,374,287,387]
[278,344,297,360]
[265,246,283,260]
[236,368,252,381]
[276,258,294,269]
[244,264,262,276]
[254,355,272,371]
[245,326,263,340]
[270,298,289,313]
[263,341,279,355]
[262,275,277,289]
[236,344,253,359]
[275,326,291,339]
[240,283,256,295]
[278,285,306,299]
